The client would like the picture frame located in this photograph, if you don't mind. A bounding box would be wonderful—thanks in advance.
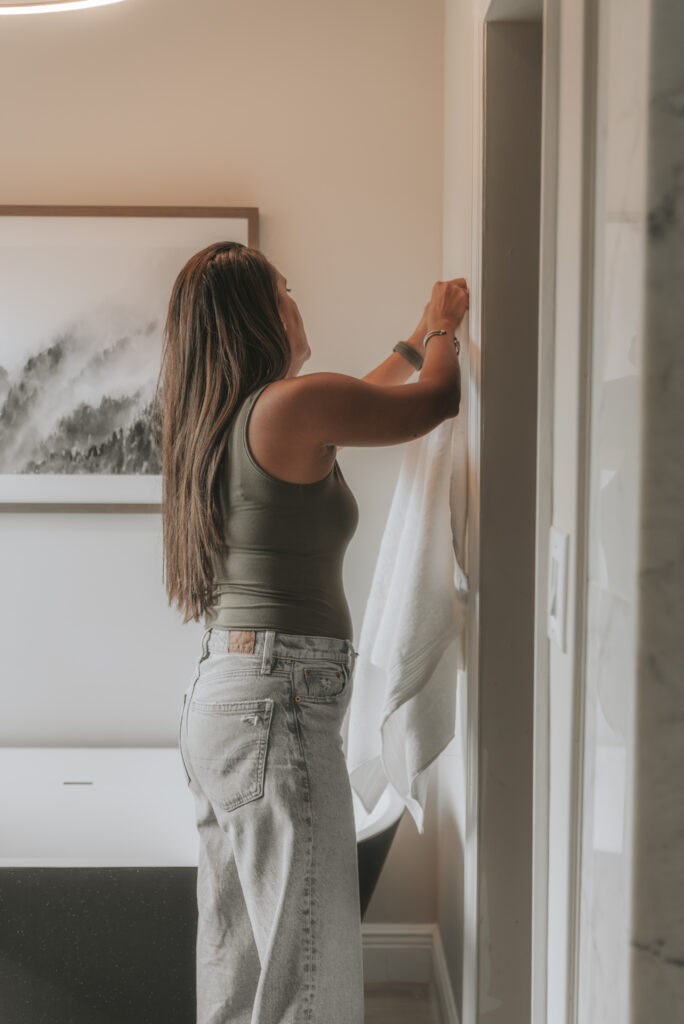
[0,204,259,513]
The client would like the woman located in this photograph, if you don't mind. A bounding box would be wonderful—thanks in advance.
[155,242,468,1024]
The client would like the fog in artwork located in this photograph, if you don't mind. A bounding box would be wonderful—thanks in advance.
[0,305,163,476]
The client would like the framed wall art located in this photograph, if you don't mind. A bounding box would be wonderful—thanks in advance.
[0,204,259,513]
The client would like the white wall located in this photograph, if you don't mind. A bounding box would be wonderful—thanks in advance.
[0,0,446,923]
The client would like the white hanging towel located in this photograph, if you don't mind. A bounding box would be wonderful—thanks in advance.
[343,393,469,834]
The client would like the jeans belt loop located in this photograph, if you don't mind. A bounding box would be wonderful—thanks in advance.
[184,629,211,733]
[185,629,210,697]
[261,630,275,675]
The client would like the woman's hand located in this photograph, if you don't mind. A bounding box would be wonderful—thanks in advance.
[427,278,469,333]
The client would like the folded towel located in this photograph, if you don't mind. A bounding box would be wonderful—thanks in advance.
[343,382,469,834]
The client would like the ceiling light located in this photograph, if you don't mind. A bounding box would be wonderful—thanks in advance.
[0,0,128,14]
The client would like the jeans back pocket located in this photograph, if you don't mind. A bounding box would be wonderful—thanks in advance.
[186,697,274,811]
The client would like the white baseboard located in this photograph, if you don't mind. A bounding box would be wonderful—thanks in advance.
[361,922,460,1024]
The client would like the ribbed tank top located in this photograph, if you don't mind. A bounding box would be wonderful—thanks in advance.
[204,381,360,641]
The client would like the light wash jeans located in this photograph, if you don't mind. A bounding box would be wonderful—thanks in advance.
[178,627,364,1024]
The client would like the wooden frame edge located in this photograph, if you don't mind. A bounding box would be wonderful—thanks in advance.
[0,204,259,513]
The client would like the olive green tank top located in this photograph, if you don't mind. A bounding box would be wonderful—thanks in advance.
[204,381,359,641]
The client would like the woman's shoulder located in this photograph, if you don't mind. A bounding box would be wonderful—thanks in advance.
[253,374,343,447]
[245,377,338,482]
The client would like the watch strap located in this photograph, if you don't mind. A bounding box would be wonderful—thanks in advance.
[392,340,424,371]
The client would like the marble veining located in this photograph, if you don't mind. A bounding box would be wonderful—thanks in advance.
[629,0,684,1017]
[577,0,684,1021]
[576,0,649,1020]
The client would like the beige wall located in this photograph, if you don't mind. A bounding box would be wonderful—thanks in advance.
[0,0,446,922]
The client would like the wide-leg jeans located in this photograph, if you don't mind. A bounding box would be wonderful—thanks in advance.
[178,626,364,1024]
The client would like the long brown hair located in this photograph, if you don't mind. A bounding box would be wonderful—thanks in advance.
[152,241,290,624]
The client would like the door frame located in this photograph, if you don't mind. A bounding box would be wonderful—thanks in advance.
[464,2,561,1022]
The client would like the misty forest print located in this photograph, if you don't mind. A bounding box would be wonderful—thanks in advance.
[0,318,162,476]
[0,212,249,487]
